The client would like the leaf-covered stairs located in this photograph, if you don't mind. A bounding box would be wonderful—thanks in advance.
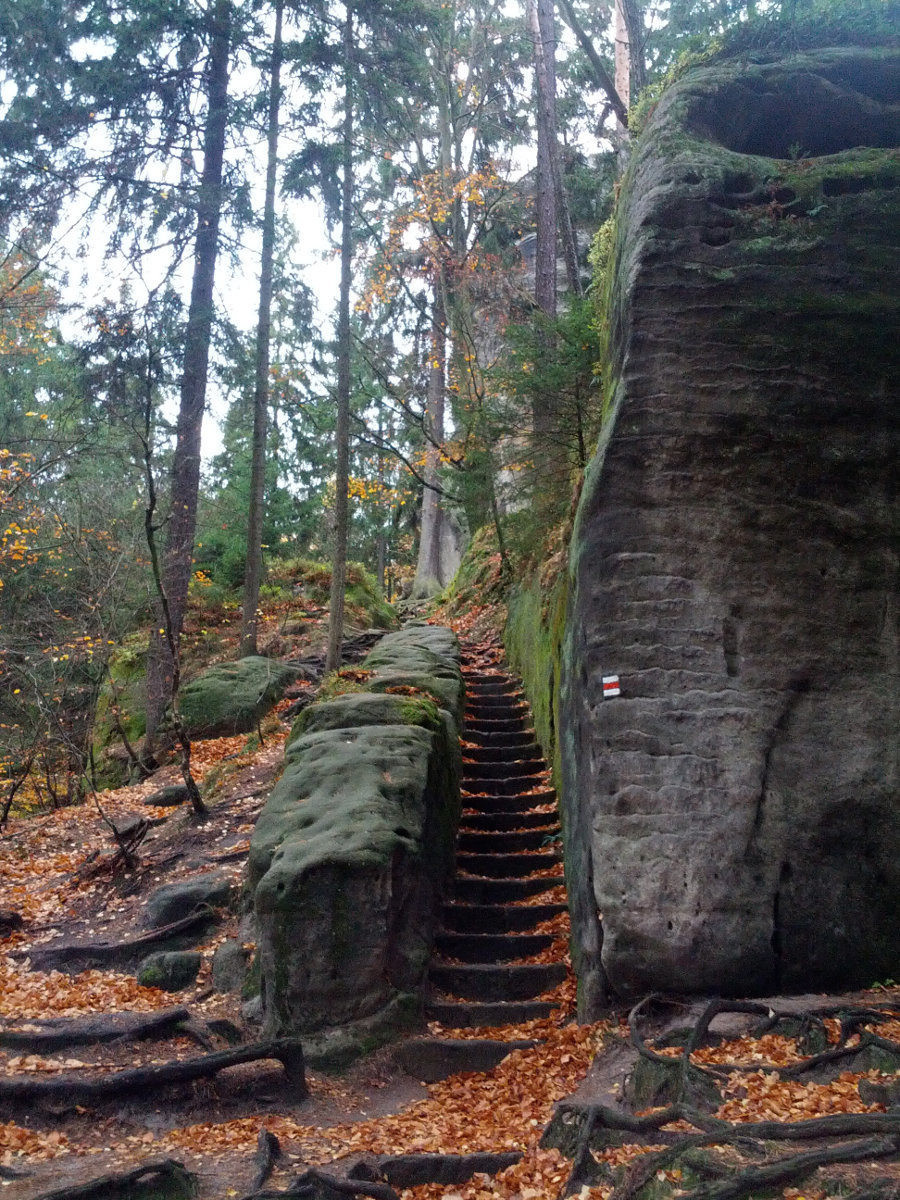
[396,642,569,1082]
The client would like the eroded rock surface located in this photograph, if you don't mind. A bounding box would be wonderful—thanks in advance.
[562,46,899,1002]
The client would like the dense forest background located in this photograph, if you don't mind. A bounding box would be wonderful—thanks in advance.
[0,0,891,810]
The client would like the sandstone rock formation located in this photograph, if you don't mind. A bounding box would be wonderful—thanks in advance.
[561,46,899,1004]
[249,625,463,1064]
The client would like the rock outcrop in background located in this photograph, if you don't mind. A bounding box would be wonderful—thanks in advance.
[562,46,899,1004]
[249,625,463,1064]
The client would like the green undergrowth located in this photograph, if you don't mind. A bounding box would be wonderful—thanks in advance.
[267,558,397,630]
[505,567,569,795]
[440,525,508,616]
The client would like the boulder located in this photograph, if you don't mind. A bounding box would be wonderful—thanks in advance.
[137,951,201,992]
[211,940,249,994]
[143,871,234,930]
[249,625,463,1055]
[561,46,900,1002]
[179,656,297,739]
[144,783,191,808]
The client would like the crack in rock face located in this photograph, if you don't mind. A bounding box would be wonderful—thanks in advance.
[561,46,900,1001]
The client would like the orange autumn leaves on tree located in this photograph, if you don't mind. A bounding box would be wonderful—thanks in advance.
[0,255,57,363]
[0,450,41,588]
[359,163,509,315]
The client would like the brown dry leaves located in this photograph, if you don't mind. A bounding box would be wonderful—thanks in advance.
[718,1069,891,1123]
[0,958,171,1019]
[0,1121,71,1168]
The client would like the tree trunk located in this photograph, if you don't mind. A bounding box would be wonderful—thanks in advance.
[528,0,557,321]
[145,0,231,750]
[240,0,284,658]
[556,0,628,127]
[527,0,562,513]
[375,407,387,594]
[615,0,630,115]
[411,289,447,599]
[325,0,354,675]
[621,0,647,100]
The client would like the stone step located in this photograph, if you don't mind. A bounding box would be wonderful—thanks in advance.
[424,999,557,1028]
[463,742,543,764]
[461,811,558,832]
[394,1037,538,1083]
[457,850,561,879]
[452,874,566,905]
[441,901,567,934]
[465,716,531,735]
[464,759,546,782]
[465,676,521,696]
[429,961,566,1002]
[465,696,528,710]
[435,931,554,963]
[462,774,547,797]
[457,827,558,854]
[460,789,556,813]
[464,729,537,749]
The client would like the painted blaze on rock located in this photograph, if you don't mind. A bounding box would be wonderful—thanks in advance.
[249,626,463,1056]
[562,47,899,1001]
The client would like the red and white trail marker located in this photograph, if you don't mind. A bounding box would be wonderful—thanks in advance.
[602,675,621,698]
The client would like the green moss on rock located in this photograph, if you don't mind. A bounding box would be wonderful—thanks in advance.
[293,692,442,739]
[249,624,463,1054]
[92,633,150,784]
[179,656,297,739]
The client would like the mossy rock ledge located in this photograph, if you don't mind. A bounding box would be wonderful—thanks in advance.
[248,625,463,1065]
[561,45,900,1004]
[179,656,298,739]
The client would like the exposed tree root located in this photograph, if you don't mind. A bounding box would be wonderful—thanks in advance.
[0,1006,191,1052]
[627,996,900,1100]
[30,1158,197,1200]
[553,1102,900,1200]
[555,1100,900,1142]
[242,1167,400,1200]
[252,1129,282,1191]
[23,906,218,973]
[0,1037,306,1106]
[348,1151,523,1187]
[674,1136,900,1200]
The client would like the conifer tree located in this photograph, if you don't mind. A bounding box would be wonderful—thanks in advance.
[240,0,285,657]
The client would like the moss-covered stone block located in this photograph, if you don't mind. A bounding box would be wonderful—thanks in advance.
[137,951,201,992]
[179,656,297,739]
[249,625,462,1054]
[293,692,442,739]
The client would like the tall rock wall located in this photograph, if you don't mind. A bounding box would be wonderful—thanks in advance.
[562,46,899,1002]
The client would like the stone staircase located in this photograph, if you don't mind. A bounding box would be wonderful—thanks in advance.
[396,644,569,1082]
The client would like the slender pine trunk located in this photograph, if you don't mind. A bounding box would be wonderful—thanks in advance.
[411,288,447,598]
[325,0,354,674]
[240,0,284,658]
[528,0,562,515]
[529,0,557,321]
[144,0,231,755]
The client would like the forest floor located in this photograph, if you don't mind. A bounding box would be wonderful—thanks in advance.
[0,620,898,1200]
